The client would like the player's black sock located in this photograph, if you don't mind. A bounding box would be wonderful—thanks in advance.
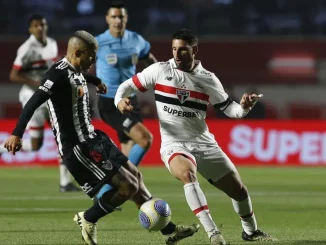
[160,221,176,235]
[84,195,114,223]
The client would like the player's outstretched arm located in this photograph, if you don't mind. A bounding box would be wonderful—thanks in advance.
[115,62,159,113]
[239,93,263,111]
[83,73,107,94]
[219,93,263,118]
[4,90,50,155]
[115,78,138,113]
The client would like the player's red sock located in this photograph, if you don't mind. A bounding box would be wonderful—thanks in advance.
[232,196,257,235]
[184,182,217,237]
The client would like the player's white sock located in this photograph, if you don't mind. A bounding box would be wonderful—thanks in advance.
[59,158,70,186]
[21,140,33,151]
[184,182,217,237]
[0,143,7,153]
[232,196,257,235]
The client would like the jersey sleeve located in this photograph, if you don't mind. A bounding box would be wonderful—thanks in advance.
[131,63,160,92]
[137,34,151,59]
[38,69,65,96]
[12,90,50,138]
[12,44,29,71]
[207,75,229,107]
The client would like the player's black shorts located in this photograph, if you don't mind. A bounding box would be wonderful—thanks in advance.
[98,95,142,143]
[62,129,128,198]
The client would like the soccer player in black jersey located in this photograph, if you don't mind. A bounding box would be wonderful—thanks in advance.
[4,30,199,245]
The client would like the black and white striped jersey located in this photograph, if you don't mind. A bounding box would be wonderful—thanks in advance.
[13,57,96,155]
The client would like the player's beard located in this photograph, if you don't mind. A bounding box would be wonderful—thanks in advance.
[174,59,192,71]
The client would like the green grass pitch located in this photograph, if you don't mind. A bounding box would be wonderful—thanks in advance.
[0,166,325,245]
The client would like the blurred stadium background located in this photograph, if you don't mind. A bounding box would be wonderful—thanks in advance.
[0,1,326,244]
[1,0,326,166]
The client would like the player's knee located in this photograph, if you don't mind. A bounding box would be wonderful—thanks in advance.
[135,169,143,183]
[180,170,197,184]
[121,176,139,199]
[137,132,153,149]
[126,181,139,198]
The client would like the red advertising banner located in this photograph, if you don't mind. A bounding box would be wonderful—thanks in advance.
[0,119,325,166]
[1,40,326,84]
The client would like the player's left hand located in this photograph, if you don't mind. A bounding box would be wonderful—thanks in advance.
[240,93,263,110]
[4,135,22,155]
[96,82,107,94]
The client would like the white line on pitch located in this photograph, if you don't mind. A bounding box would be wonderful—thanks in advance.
[0,191,325,201]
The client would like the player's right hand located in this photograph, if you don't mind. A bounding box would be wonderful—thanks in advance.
[117,98,133,114]
[4,135,22,155]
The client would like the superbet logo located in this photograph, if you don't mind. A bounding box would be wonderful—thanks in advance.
[228,125,326,164]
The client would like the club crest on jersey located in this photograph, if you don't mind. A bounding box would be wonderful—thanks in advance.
[176,89,190,104]
[75,85,84,98]
[102,160,113,171]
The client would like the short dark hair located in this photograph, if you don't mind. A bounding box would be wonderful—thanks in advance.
[107,1,128,13]
[172,28,198,46]
[28,14,45,26]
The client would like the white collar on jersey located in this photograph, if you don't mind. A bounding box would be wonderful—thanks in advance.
[29,34,48,47]
[62,57,79,72]
[169,58,203,73]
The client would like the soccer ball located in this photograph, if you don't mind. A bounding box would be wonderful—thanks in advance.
[139,198,172,231]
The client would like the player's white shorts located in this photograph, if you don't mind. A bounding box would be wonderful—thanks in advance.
[161,142,237,183]
[19,86,48,138]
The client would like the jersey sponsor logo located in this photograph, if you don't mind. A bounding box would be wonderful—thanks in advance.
[44,79,54,89]
[165,76,173,81]
[193,82,204,89]
[75,85,84,98]
[39,86,50,94]
[81,183,93,193]
[131,53,139,65]
[176,89,190,104]
[90,150,103,162]
[163,105,199,118]
[106,54,118,65]
[200,70,212,76]
[102,160,113,171]
[122,118,132,128]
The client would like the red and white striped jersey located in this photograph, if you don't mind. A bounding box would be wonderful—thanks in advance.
[13,34,58,95]
[130,58,229,145]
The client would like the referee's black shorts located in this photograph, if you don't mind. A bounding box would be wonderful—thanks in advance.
[98,95,142,143]
[62,130,128,198]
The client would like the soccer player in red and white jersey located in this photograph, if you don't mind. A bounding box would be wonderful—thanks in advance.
[0,14,79,192]
[115,29,275,245]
